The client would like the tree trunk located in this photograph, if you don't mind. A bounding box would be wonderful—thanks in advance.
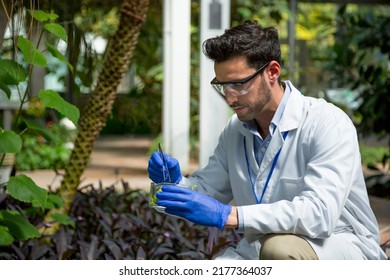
[0,1,12,46]
[43,0,149,233]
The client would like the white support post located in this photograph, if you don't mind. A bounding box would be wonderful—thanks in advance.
[163,0,191,173]
[199,0,231,168]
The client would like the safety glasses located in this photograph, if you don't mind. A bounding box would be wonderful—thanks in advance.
[210,62,269,97]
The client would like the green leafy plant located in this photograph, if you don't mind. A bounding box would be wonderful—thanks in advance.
[0,9,79,246]
[0,181,242,260]
[325,5,390,199]
[360,145,389,167]
[15,122,76,171]
[328,5,390,137]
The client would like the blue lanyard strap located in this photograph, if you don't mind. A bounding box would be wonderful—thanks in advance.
[244,131,289,204]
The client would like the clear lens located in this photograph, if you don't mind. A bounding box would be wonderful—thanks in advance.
[210,61,270,97]
[213,83,253,97]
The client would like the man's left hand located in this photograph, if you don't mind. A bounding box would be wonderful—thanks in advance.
[156,185,232,229]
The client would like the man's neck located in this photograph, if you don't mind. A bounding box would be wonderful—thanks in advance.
[256,120,270,139]
[256,82,285,138]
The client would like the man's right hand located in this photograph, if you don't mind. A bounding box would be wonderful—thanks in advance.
[147,151,182,183]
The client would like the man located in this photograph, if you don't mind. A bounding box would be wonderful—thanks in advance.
[148,20,387,260]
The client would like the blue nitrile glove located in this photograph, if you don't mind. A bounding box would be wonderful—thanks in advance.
[147,151,182,183]
[156,185,232,229]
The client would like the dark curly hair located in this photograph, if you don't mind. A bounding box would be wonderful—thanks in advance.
[202,20,281,69]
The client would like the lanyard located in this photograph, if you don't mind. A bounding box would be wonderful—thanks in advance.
[243,131,288,204]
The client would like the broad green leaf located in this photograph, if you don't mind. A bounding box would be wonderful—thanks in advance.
[50,213,75,228]
[0,225,14,246]
[28,10,58,22]
[24,119,56,143]
[47,193,64,208]
[39,90,79,126]
[32,194,64,210]
[17,36,47,67]
[0,82,11,98]
[7,174,48,210]
[45,42,73,72]
[32,199,54,210]
[44,23,67,42]
[0,210,41,240]
[0,130,22,153]
[0,59,28,86]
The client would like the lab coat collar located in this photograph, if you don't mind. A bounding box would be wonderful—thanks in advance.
[278,80,304,133]
[237,80,304,175]
[259,81,303,174]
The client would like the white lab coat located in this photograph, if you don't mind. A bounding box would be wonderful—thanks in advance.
[182,81,387,260]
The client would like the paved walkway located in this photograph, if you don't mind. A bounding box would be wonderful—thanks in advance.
[21,135,155,191]
[19,135,390,257]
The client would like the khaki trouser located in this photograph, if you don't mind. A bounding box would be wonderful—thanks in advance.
[259,234,319,260]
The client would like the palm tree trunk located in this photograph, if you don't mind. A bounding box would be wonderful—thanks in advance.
[43,0,149,233]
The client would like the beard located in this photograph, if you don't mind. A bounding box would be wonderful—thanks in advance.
[232,77,272,122]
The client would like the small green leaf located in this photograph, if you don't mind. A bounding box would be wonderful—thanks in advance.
[7,174,48,210]
[47,194,64,208]
[0,59,28,85]
[0,82,11,99]
[0,225,14,246]
[45,42,73,72]
[0,210,41,240]
[50,213,75,228]
[33,200,53,209]
[32,194,64,210]
[39,90,79,126]
[0,130,22,153]
[17,36,47,67]
[28,10,50,22]
[28,10,58,22]
[44,23,67,42]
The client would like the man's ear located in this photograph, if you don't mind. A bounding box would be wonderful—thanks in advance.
[267,61,281,85]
